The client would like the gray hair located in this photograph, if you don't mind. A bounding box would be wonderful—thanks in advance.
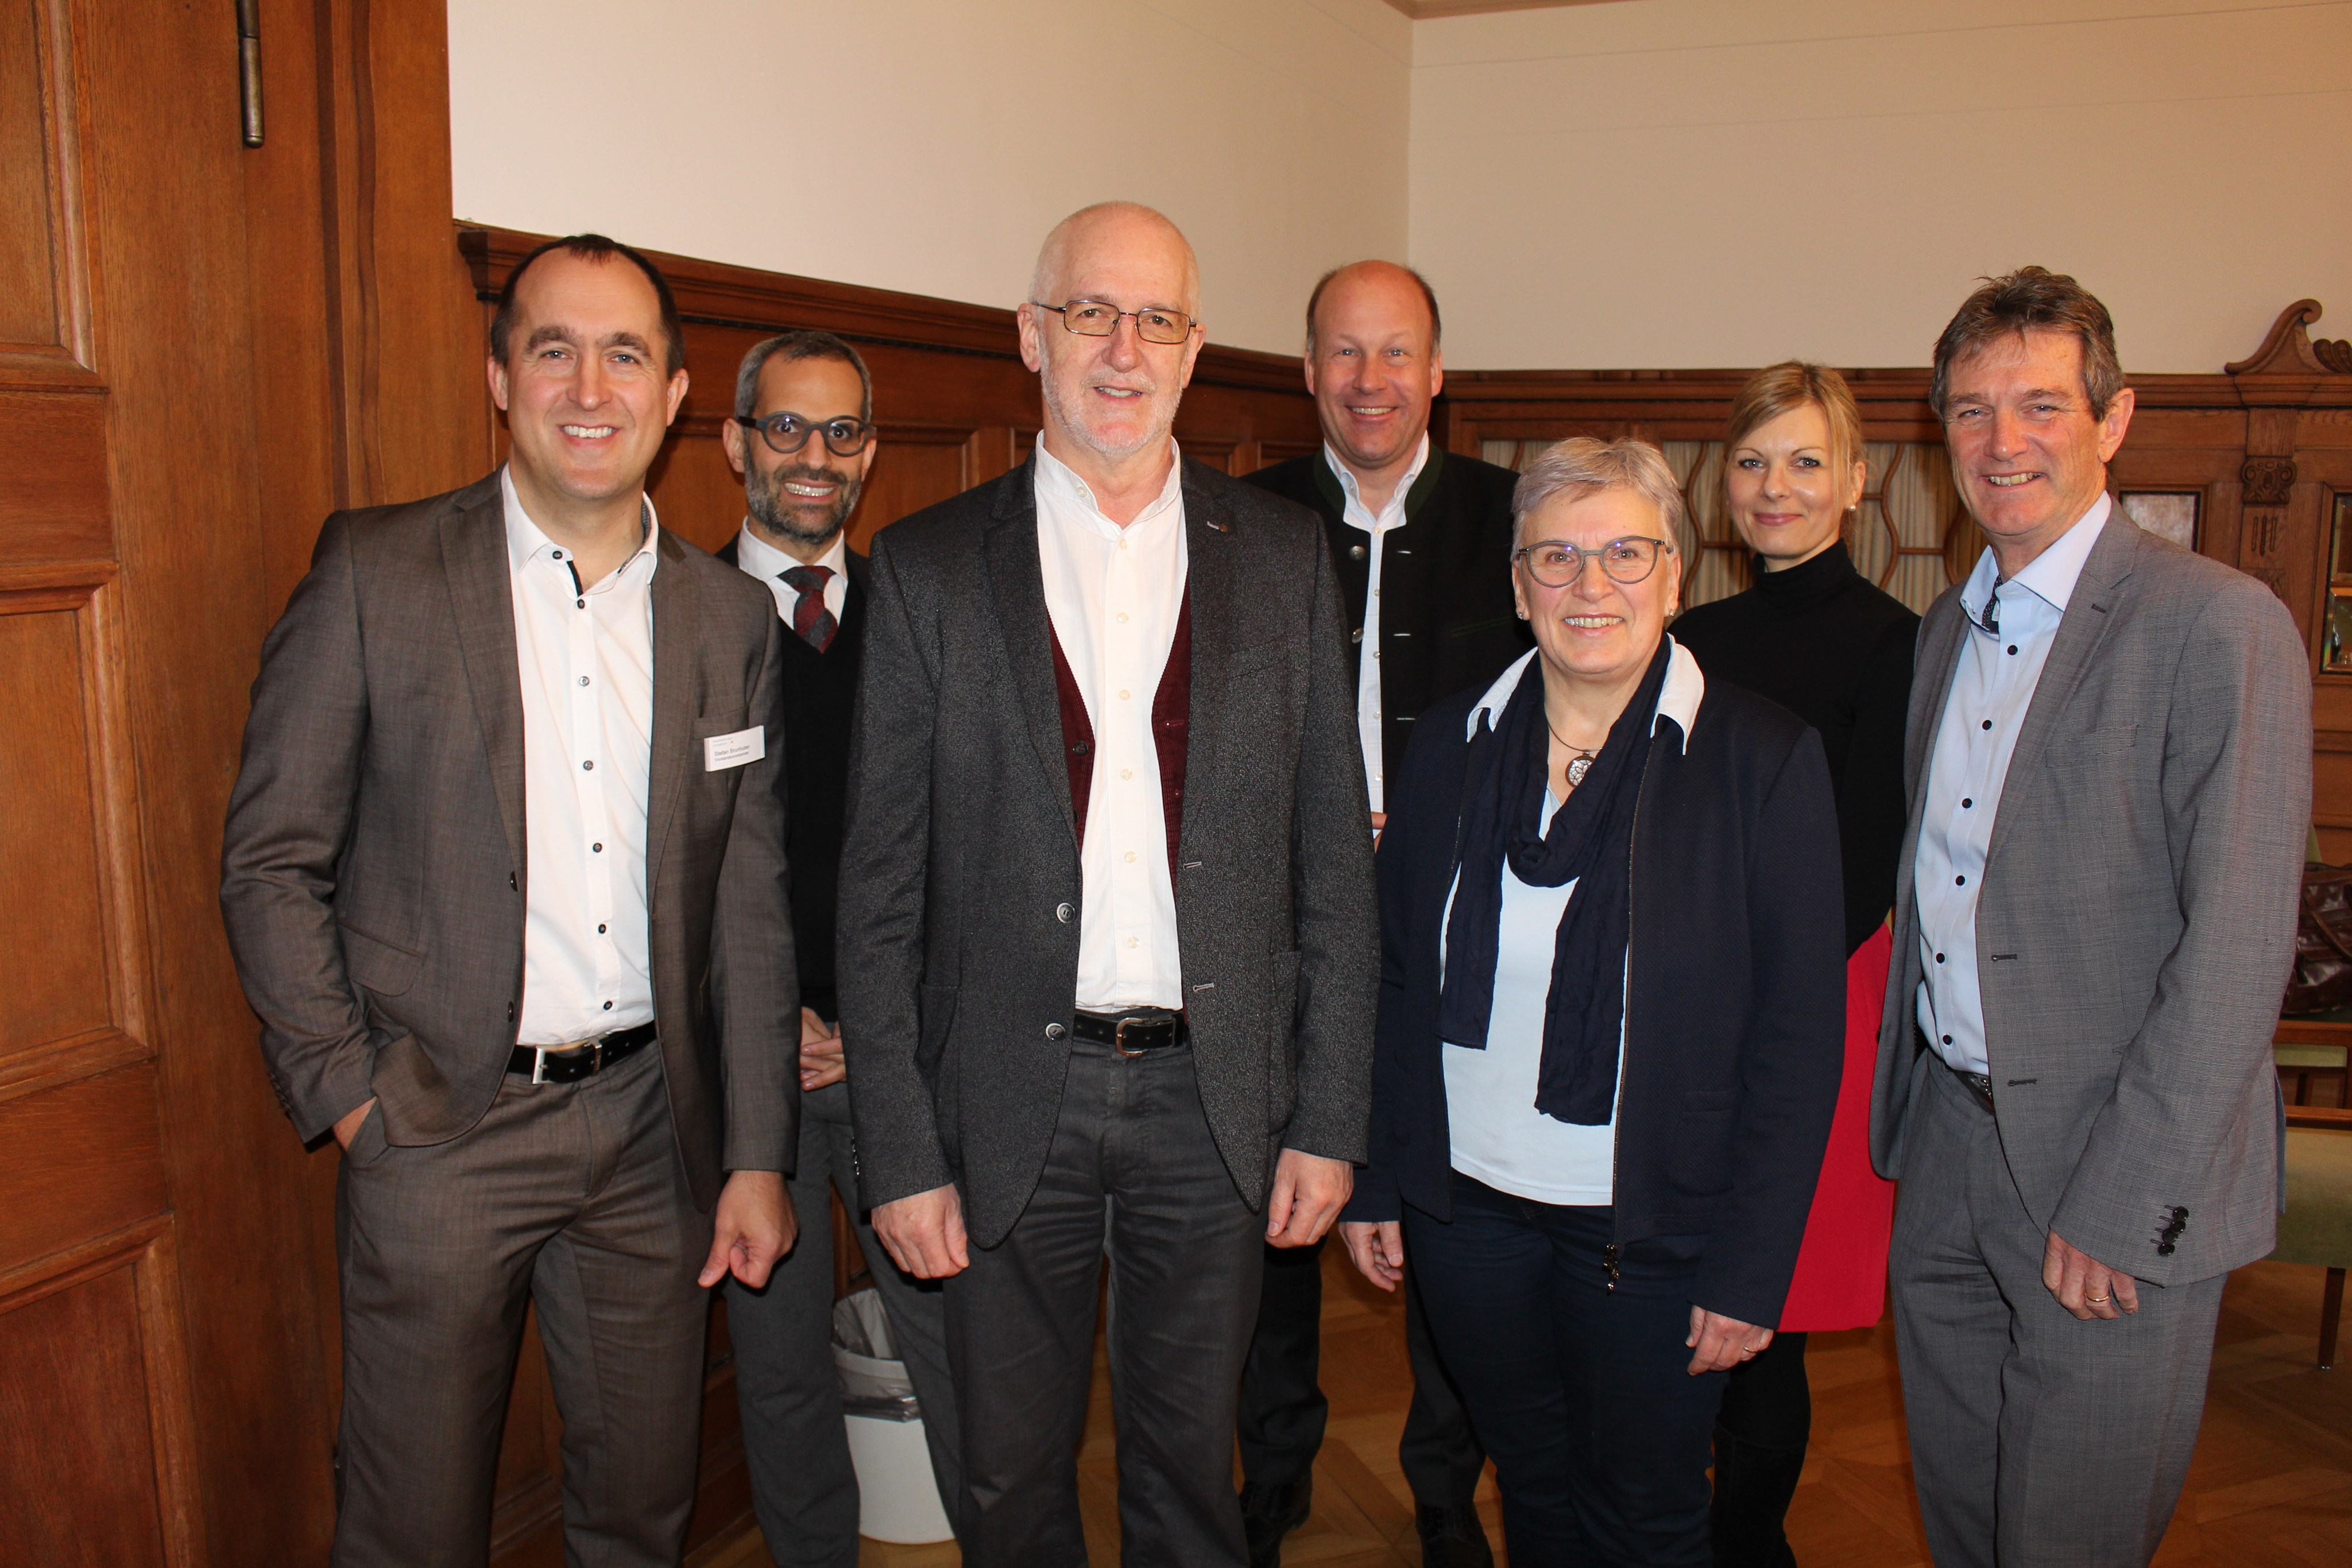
[734,330,873,422]
[1512,436,1687,550]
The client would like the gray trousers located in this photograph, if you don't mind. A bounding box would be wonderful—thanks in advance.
[944,1042,1267,1567]
[334,1044,710,1568]
[725,1080,960,1566]
[1889,1056,2226,1568]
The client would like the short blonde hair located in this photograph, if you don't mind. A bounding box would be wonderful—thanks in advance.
[1512,436,1686,549]
[1724,362,1866,506]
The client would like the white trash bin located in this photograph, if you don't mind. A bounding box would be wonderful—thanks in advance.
[833,1289,955,1544]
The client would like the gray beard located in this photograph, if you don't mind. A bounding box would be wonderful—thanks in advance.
[1040,373,1182,465]
[746,463,860,550]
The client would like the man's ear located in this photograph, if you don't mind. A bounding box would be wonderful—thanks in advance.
[721,415,746,477]
[1016,302,1045,373]
[487,354,510,413]
[1429,347,1444,401]
[663,368,690,425]
[2095,385,2136,463]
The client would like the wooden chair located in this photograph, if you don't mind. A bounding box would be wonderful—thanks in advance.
[2274,1105,2352,1369]
[2275,1020,2352,1108]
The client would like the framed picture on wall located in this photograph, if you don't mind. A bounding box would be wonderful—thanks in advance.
[2118,490,2199,552]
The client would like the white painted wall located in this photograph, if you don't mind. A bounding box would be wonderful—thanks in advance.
[447,1,2352,371]
[1410,0,2352,371]
[447,0,1413,356]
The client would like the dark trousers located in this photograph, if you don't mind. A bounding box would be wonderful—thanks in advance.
[726,1080,961,1566]
[334,1045,710,1568]
[1709,1331,1808,1567]
[1239,1237,1487,1505]
[943,1042,1267,1567]
[1407,1173,1724,1568]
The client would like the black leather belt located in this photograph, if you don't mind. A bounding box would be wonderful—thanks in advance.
[1072,1009,1187,1056]
[1917,1025,1994,1113]
[508,1021,656,1083]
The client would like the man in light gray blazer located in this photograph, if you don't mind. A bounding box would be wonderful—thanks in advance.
[221,235,797,1567]
[837,203,1379,1566]
[1872,267,2308,1566]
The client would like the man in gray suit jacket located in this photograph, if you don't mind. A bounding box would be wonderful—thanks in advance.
[837,203,1379,1566]
[1871,268,2308,1566]
[221,235,797,1568]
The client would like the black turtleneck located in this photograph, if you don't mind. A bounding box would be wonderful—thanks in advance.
[1670,541,1918,954]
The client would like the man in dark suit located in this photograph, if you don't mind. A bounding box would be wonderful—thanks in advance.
[220,235,797,1568]
[837,202,1379,1567]
[714,330,961,1562]
[1240,260,1524,1568]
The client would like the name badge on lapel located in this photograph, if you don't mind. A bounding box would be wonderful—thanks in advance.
[703,726,765,772]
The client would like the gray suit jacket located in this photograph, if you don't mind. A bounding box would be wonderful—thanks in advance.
[1870,516,2309,1283]
[837,455,1380,1247]
[220,472,798,1211]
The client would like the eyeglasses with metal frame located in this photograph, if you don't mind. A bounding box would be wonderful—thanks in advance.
[733,410,875,458]
[1514,536,1674,588]
[1031,299,1198,345]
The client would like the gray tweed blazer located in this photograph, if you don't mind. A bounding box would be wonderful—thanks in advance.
[837,455,1379,1246]
[1870,514,2310,1284]
[219,472,799,1211]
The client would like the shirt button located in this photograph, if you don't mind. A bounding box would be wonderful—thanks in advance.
[1981,719,1993,730]
[597,923,608,934]
[1126,936,1139,948]
[593,842,604,853]
[1962,798,1972,809]
[602,1000,613,1011]
[1942,1033,1953,1045]
[1121,768,1133,780]
[575,598,585,609]
[1056,903,1074,923]
[1955,874,1966,886]
[1119,688,1132,701]
[1116,611,1130,624]
[2007,645,2018,656]
[551,549,564,560]
[582,760,594,771]
[1936,953,1945,963]
[578,675,590,687]
[1124,850,1138,863]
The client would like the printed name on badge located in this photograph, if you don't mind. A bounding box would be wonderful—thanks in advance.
[703,725,765,772]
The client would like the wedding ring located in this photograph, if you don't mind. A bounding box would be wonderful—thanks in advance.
[2086,1292,2110,1304]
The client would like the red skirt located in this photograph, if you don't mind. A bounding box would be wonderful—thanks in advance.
[1776,924,1897,1333]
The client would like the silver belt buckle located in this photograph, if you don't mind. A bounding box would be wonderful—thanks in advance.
[530,1030,610,1085]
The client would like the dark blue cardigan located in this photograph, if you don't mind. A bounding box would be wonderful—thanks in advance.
[1341,650,1847,1328]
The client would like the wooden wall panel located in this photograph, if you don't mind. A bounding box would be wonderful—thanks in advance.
[0,606,110,1053]
[0,0,93,373]
[0,390,109,558]
[0,1217,205,1568]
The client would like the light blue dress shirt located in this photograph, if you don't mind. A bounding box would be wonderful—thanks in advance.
[1914,494,2112,1075]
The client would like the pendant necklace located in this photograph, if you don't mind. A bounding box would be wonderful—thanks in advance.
[1548,724,1600,790]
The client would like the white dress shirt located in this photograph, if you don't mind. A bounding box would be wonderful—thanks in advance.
[1034,440,1189,1012]
[733,520,849,628]
[1914,494,2113,1075]
[1328,433,1430,814]
[1438,640,1705,1205]
[503,468,659,1045]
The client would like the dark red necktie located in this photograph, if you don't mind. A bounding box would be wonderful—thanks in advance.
[781,565,837,653]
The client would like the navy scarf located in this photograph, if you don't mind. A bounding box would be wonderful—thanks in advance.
[1436,642,1670,1124]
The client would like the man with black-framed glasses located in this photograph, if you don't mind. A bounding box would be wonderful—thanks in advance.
[715,330,965,1564]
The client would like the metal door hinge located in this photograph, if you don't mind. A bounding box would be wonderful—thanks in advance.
[237,0,263,147]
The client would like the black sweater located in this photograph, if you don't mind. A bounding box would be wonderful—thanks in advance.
[717,539,867,1021]
[1670,543,1917,954]
[1342,664,1847,1328]
[1247,446,1529,777]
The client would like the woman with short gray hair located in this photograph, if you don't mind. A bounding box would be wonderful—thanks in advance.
[1338,436,1847,1565]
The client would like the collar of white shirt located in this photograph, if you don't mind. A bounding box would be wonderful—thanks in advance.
[1465,636,1705,753]
[1033,437,1185,538]
[1325,432,1430,533]
[734,518,846,593]
[1959,491,2111,626]
[501,466,661,583]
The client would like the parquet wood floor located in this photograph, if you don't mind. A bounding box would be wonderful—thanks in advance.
[697,1250,2351,1567]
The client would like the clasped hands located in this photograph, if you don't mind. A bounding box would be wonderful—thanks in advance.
[873,1148,1354,1281]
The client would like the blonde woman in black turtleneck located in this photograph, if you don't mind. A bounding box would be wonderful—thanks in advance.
[1670,363,1917,1568]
